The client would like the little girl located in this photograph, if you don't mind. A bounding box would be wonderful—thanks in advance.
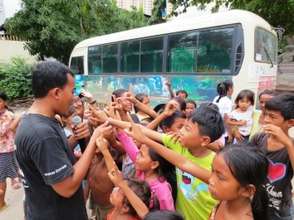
[96,137,151,219]
[127,121,269,220]
[107,173,151,220]
[117,131,175,211]
[0,91,21,209]
[228,90,255,143]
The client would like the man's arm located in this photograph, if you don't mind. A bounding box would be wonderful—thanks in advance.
[52,123,112,198]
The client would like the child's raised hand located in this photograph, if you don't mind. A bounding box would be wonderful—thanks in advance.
[108,167,125,187]
[126,113,147,143]
[263,124,292,147]
[125,92,137,104]
[168,131,182,144]
[163,102,177,117]
[90,106,108,123]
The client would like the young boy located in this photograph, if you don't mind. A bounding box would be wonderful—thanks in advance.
[251,93,294,220]
[107,103,225,220]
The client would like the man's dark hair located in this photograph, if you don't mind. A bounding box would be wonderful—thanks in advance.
[189,103,224,142]
[32,60,73,98]
[265,93,294,120]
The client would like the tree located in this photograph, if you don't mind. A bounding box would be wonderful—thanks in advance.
[149,0,166,24]
[169,0,294,35]
[5,0,148,63]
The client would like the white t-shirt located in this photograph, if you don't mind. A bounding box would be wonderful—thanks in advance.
[229,106,254,136]
[213,96,233,118]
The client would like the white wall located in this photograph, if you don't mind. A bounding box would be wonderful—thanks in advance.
[0,40,36,64]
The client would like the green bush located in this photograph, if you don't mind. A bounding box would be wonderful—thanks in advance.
[0,57,33,100]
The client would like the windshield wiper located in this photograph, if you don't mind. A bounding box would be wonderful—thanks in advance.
[263,46,274,68]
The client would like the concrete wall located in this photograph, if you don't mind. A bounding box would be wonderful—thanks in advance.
[0,39,36,64]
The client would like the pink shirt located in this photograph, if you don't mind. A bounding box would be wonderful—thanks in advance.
[117,131,175,211]
[0,110,16,153]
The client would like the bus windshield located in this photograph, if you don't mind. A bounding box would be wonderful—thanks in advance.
[255,27,277,64]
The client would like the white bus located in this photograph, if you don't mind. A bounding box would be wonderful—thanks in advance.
[69,9,278,106]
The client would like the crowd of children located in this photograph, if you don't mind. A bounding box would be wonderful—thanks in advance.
[0,78,294,220]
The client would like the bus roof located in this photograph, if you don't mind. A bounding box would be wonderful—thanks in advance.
[73,9,274,50]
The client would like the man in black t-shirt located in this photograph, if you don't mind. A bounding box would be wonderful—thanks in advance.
[15,60,108,220]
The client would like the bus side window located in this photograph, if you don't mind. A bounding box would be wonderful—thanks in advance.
[88,46,102,74]
[167,31,198,73]
[70,56,84,75]
[197,28,234,73]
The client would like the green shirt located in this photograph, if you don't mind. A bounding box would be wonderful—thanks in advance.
[162,134,217,220]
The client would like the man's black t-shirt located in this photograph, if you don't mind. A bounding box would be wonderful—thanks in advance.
[15,114,87,220]
[251,133,293,219]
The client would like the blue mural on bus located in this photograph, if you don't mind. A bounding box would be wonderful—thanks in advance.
[77,74,231,106]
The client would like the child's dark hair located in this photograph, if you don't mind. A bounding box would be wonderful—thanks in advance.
[186,99,197,109]
[189,103,224,142]
[172,97,186,111]
[159,111,184,130]
[258,89,277,99]
[0,91,9,110]
[216,80,233,103]
[144,210,184,220]
[124,178,151,217]
[265,93,294,120]
[148,148,177,206]
[220,144,269,220]
[235,89,255,107]
[112,89,128,101]
[176,90,188,98]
